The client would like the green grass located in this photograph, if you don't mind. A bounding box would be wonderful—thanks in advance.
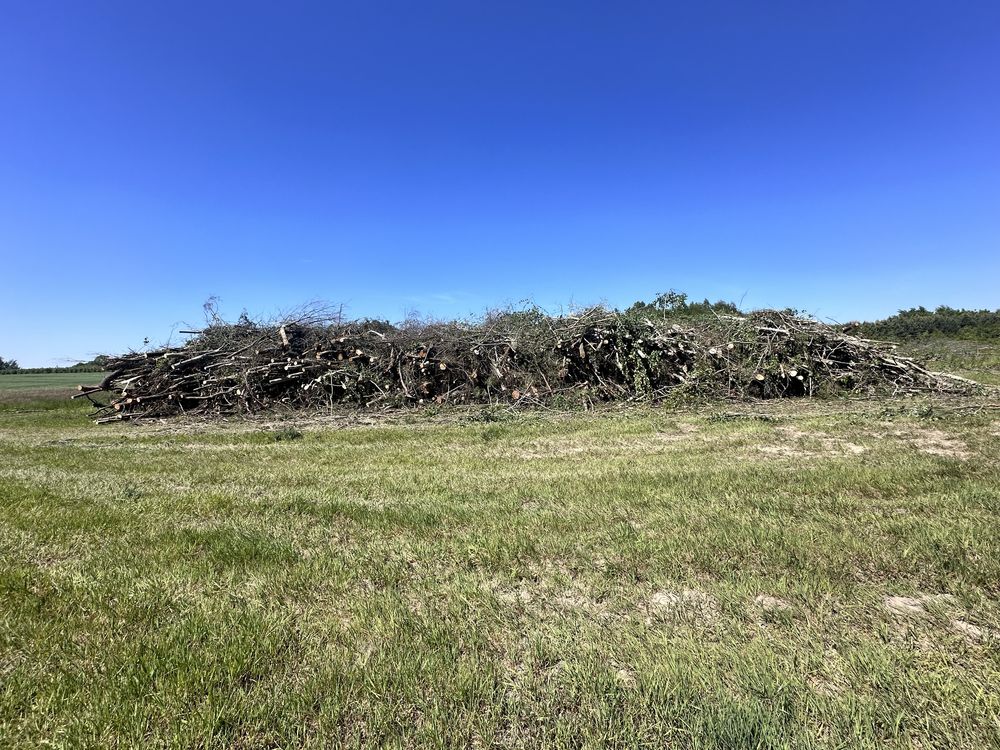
[0,371,106,392]
[896,339,1000,386]
[1,395,998,748]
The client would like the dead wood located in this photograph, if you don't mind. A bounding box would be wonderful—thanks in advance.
[80,307,978,423]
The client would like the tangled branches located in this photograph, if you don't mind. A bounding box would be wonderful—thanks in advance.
[77,307,973,423]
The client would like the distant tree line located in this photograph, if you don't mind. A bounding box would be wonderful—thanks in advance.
[0,355,110,375]
[856,306,1000,342]
[624,290,741,320]
[623,295,1000,342]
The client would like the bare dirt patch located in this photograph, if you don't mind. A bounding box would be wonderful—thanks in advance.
[756,426,867,460]
[884,593,957,617]
[497,587,535,607]
[648,589,719,623]
[756,444,818,459]
[884,596,927,617]
[552,590,610,618]
[879,593,1000,650]
[491,570,614,622]
[754,594,792,613]
[519,424,703,459]
[950,619,993,643]
[910,429,970,459]
[869,426,972,460]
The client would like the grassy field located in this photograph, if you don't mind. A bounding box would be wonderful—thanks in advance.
[897,339,1000,386]
[0,372,106,392]
[1,392,998,748]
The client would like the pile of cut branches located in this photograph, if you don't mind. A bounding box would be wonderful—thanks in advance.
[77,307,971,422]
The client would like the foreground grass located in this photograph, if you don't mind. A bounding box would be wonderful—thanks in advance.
[0,397,998,748]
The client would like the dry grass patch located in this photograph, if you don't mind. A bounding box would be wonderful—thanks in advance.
[2,396,999,748]
[752,424,868,459]
[517,422,703,459]
[648,589,720,623]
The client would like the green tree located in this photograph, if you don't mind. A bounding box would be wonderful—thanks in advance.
[625,289,739,320]
[858,307,1000,341]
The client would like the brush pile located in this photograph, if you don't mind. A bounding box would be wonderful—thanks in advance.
[78,307,966,422]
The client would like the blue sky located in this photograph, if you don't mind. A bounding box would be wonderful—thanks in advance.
[2,1,998,366]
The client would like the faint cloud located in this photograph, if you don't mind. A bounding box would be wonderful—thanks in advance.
[402,291,470,306]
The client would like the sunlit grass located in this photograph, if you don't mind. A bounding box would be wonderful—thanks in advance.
[0,372,105,392]
[1,398,998,748]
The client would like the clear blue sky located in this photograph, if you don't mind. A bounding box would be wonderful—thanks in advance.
[2,1,998,366]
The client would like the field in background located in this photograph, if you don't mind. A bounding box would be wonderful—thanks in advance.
[0,371,106,393]
[1,391,998,748]
[897,339,1000,386]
